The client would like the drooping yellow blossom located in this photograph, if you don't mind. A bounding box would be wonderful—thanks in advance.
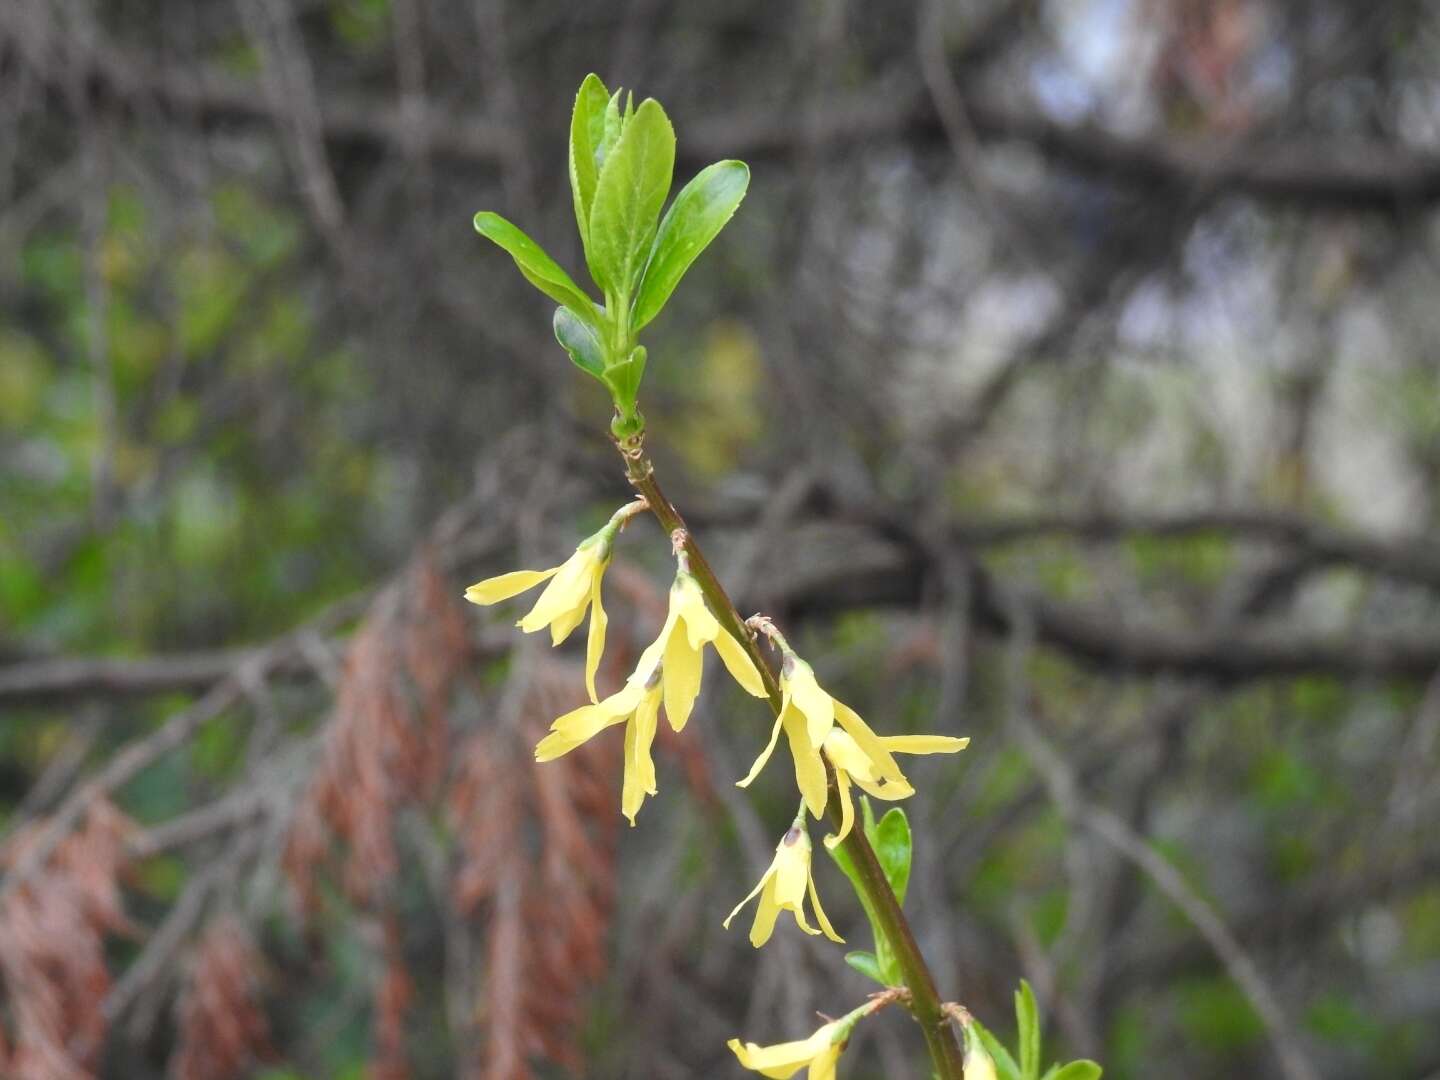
[723,816,842,948]
[533,566,765,825]
[727,1023,844,1080]
[728,1001,875,1080]
[735,652,839,817]
[737,632,968,831]
[648,571,768,732]
[821,710,969,849]
[536,660,662,825]
[961,1016,998,1080]
[464,502,643,702]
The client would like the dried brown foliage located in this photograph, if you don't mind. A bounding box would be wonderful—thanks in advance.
[367,915,414,1080]
[254,548,717,1077]
[0,800,137,1080]
[448,660,621,1080]
[281,554,470,1074]
[168,917,274,1080]
[284,553,471,913]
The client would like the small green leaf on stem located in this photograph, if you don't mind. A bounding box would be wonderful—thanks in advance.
[1040,1063,1102,1080]
[1016,980,1041,1080]
[631,160,750,330]
[828,797,909,987]
[844,950,887,985]
[473,211,597,322]
[553,306,605,378]
[872,806,913,908]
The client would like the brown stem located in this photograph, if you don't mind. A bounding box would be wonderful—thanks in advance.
[620,445,966,1079]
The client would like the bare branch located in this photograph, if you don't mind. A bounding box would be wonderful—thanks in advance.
[950,508,1440,591]
[12,26,1440,212]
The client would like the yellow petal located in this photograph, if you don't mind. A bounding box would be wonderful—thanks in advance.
[736,712,784,788]
[584,572,608,704]
[535,718,617,761]
[787,662,835,748]
[728,1024,839,1077]
[785,708,829,819]
[723,866,774,931]
[630,604,679,689]
[714,629,767,698]
[675,575,721,649]
[822,729,878,781]
[518,548,600,635]
[536,683,641,761]
[789,897,821,938]
[749,874,783,948]
[823,767,855,850]
[771,833,810,908]
[832,701,904,784]
[463,567,557,605]
[620,707,643,826]
[622,688,662,826]
[662,622,703,732]
[546,593,590,645]
[631,685,662,797]
[806,870,844,943]
[851,773,915,802]
[727,1038,808,1080]
[882,735,970,755]
[808,1043,843,1080]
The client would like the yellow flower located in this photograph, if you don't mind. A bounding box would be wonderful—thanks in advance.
[821,713,969,849]
[962,1018,998,1080]
[723,819,842,948]
[464,517,622,703]
[535,662,662,825]
[727,1009,866,1080]
[736,636,968,836]
[734,653,839,817]
[647,571,768,733]
[534,568,765,825]
[727,1025,843,1080]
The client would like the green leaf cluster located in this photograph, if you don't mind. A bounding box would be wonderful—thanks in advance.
[827,797,913,987]
[971,980,1103,1080]
[472,73,749,438]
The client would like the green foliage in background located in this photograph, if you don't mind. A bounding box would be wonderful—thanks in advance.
[971,981,1102,1080]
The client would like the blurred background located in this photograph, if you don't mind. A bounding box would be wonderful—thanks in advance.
[2,1,1439,1077]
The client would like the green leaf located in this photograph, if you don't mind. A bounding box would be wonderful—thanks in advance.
[1016,980,1041,1080]
[826,832,859,882]
[876,932,901,985]
[568,74,611,260]
[826,798,905,985]
[844,951,886,985]
[553,306,604,379]
[872,807,913,907]
[632,160,749,330]
[587,98,675,299]
[826,832,893,981]
[599,90,624,167]
[973,1019,1022,1080]
[473,211,597,323]
[604,345,647,411]
[1044,1063,1102,1080]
